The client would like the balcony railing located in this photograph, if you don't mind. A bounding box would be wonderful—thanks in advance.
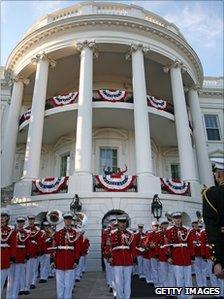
[32,176,69,196]
[19,89,174,126]
[93,175,137,192]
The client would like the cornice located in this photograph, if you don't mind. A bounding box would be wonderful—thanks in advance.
[199,90,224,97]
[5,15,203,84]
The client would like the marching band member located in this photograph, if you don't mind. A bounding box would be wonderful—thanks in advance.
[166,212,194,299]
[53,212,80,299]
[108,215,136,299]
[156,221,169,287]
[1,211,16,295]
[134,224,146,279]
[6,216,30,299]
[189,221,207,287]
[39,221,54,283]
[24,215,41,294]
[143,221,159,286]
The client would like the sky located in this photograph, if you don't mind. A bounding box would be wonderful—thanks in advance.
[1,0,223,77]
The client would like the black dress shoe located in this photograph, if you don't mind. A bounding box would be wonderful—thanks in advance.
[18,291,25,295]
[109,287,113,293]
[48,275,54,279]
[75,279,80,282]
[39,279,47,283]
[30,284,36,289]
[24,291,30,295]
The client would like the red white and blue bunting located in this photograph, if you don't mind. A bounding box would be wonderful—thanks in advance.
[160,178,190,196]
[19,108,31,124]
[51,92,78,107]
[147,96,167,110]
[32,176,68,195]
[95,175,137,191]
[98,90,127,102]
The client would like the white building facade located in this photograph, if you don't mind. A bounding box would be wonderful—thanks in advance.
[1,2,223,270]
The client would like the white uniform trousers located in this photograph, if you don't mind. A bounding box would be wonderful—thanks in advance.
[150,258,159,286]
[137,256,144,278]
[73,268,77,286]
[219,278,224,297]
[167,263,176,287]
[82,255,87,272]
[56,269,74,299]
[104,258,110,286]
[76,256,84,280]
[158,261,168,287]
[110,266,116,297]
[193,257,207,287]
[40,254,51,280]
[207,259,219,287]
[143,258,152,284]
[1,268,9,294]
[6,263,25,299]
[25,257,37,290]
[173,265,193,299]
[113,266,133,299]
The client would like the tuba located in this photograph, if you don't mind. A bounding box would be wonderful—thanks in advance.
[74,212,88,228]
[46,210,63,226]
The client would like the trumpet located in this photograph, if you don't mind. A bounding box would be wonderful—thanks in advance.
[74,212,88,228]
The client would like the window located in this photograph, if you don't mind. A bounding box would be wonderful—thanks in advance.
[204,115,220,141]
[60,153,70,177]
[99,148,118,174]
[171,164,180,179]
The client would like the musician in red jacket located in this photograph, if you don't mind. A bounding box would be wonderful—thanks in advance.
[166,212,194,297]
[143,221,159,286]
[1,211,16,295]
[24,215,41,293]
[156,221,169,287]
[6,216,31,299]
[53,212,80,299]
[189,221,207,287]
[109,215,136,299]
[134,224,146,279]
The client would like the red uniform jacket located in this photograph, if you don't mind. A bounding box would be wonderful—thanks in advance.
[1,225,16,269]
[156,229,168,262]
[101,227,112,259]
[54,227,80,270]
[25,226,41,258]
[14,228,31,263]
[81,236,90,256]
[189,228,202,257]
[200,229,213,260]
[134,232,146,256]
[143,230,158,259]
[110,228,136,266]
[41,231,55,255]
[165,225,194,266]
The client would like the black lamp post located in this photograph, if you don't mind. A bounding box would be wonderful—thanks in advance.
[70,194,82,214]
[151,194,163,221]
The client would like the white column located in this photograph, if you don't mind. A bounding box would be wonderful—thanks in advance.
[129,44,160,193]
[188,85,213,186]
[22,53,55,179]
[74,41,94,174]
[1,76,29,187]
[166,61,197,182]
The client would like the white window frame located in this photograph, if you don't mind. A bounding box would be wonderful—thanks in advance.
[204,114,221,141]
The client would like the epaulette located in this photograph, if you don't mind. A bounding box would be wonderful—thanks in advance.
[166,225,174,230]
[110,228,118,234]
[202,187,218,214]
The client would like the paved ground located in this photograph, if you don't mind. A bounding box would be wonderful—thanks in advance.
[2,272,215,299]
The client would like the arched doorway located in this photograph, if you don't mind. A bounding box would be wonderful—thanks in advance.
[102,209,131,228]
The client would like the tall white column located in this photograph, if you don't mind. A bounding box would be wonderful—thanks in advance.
[128,44,160,193]
[74,41,94,174]
[188,85,213,186]
[22,53,55,179]
[165,61,197,182]
[1,76,29,187]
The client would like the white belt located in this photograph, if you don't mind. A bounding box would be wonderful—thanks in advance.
[172,243,188,248]
[160,244,168,249]
[0,243,10,248]
[31,240,37,244]
[47,247,57,250]
[17,245,25,248]
[136,247,145,252]
[57,245,74,250]
[112,245,130,250]
[206,244,212,248]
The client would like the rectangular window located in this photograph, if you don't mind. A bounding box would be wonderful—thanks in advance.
[99,148,118,174]
[60,153,70,177]
[171,164,180,179]
[204,115,221,141]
